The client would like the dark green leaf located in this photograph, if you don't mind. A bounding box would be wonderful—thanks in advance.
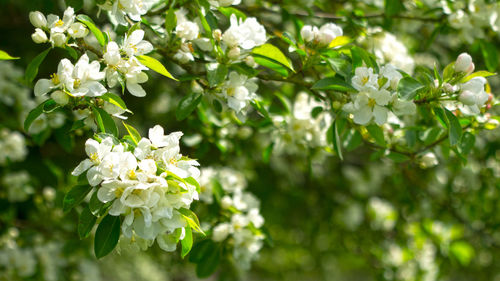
[397,76,424,100]
[385,0,404,16]
[76,15,106,46]
[206,63,228,87]
[480,40,498,72]
[444,108,462,146]
[366,124,386,147]
[253,56,289,77]
[458,132,475,155]
[100,93,127,110]
[311,76,356,92]
[176,92,202,121]
[24,99,54,132]
[94,215,121,259]
[165,8,177,33]
[25,47,51,84]
[63,184,92,213]
[78,205,97,239]
[92,107,118,137]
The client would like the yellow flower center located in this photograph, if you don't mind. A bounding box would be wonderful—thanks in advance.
[226,87,235,96]
[114,187,124,198]
[361,76,369,85]
[368,98,377,108]
[128,170,137,180]
[90,152,99,164]
[73,78,81,89]
[50,73,60,85]
[55,19,64,27]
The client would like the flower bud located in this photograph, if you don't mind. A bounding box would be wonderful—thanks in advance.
[459,90,476,105]
[51,32,67,47]
[213,29,222,41]
[227,46,240,60]
[43,187,56,202]
[419,152,438,169]
[300,25,315,42]
[51,90,69,106]
[221,195,233,209]
[455,52,473,73]
[442,82,456,93]
[31,28,48,44]
[244,55,257,68]
[29,11,47,28]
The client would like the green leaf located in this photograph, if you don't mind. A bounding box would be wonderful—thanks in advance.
[433,107,448,129]
[385,0,404,16]
[262,142,274,163]
[78,206,97,239]
[328,36,351,48]
[458,131,475,155]
[387,152,410,163]
[251,99,271,120]
[100,93,127,110]
[181,227,193,258]
[480,40,498,72]
[443,62,455,81]
[351,46,377,70]
[206,63,228,87]
[178,208,205,235]
[397,76,424,100]
[65,0,84,11]
[137,55,177,81]
[218,7,247,20]
[444,108,462,146]
[450,241,474,266]
[25,47,51,84]
[312,76,357,92]
[331,119,343,160]
[252,43,294,72]
[253,56,288,77]
[122,122,141,145]
[185,177,201,194]
[94,215,121,259]
[76,14,106,46]
[366,124,386,147]
[92,107,118,137]
[24,99,55,132]
[327,57,350,77]
[191,241,221,278]
[462,70,496,83]
[0,49,19,60]
[63,184,92,213]
[176,92,202,121]
[89,191,104,215]
[343,129,362,151]
[165,8,177,33]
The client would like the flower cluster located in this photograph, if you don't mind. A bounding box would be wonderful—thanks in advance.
[220,71,258,118]
[301,22,343,46]
[103,30,153,97]
[344,65,416,125]
[199,167,265,270]
[222,15,267,58]
[29,7,88,47]
[99,0,159,26]
[0,129,28,166]
[72,125,201,252]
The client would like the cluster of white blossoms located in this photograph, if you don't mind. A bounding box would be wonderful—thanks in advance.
[300,22,343,46]
[29,7,88,47]
[2,171,33,202]
[208,0,241,8]
[222,14,267,59]
[103,30,153,97]
[34,54,106,100]
[343,65,416,125]
[367,197,397,231]
[365,31,415,74]
[220,72,258,118]
[72,125,201,252]
[0,233,37,279]
[99,0,159,26]
[444,53,490,115]
[0,129,28,166]
[273,92,331,153]
[199,167,265,270]
[172,8,201,64]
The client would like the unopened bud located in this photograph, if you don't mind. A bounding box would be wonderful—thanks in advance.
[227,46,240,60]
[51,32,67,47]
[455,53,473,73]
[300,25,316,42]
[244,55,257,68]
[213,29,222,41]
[419,152,438,169]
[51,90,69,105]
[29,11,47,28]
[32,28,48,44]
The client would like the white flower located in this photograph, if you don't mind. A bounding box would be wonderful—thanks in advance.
[419,152,438,168]
[99,0,159,25]
[455,53,474,73]
[316,23,343,45]
[344,88,392,125]
[0,129,27,166]
[176,21,199,41]
[222,72,258,113]
[459,77,488,114]
[379,64,402,90]
[72,137,114,186]
[212,223,232,242]
[122,30,154,57]
[209,0,241,7]
[50,32,67,47]
[34,54,106,98]
[351,67,378,91]
[222,15,266,49]
[47,7,75,34]
[31,28,48,44]
[67,22,88,38]
[29,11,47,28]
[300,25,317,42]
[392,97,416,116]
